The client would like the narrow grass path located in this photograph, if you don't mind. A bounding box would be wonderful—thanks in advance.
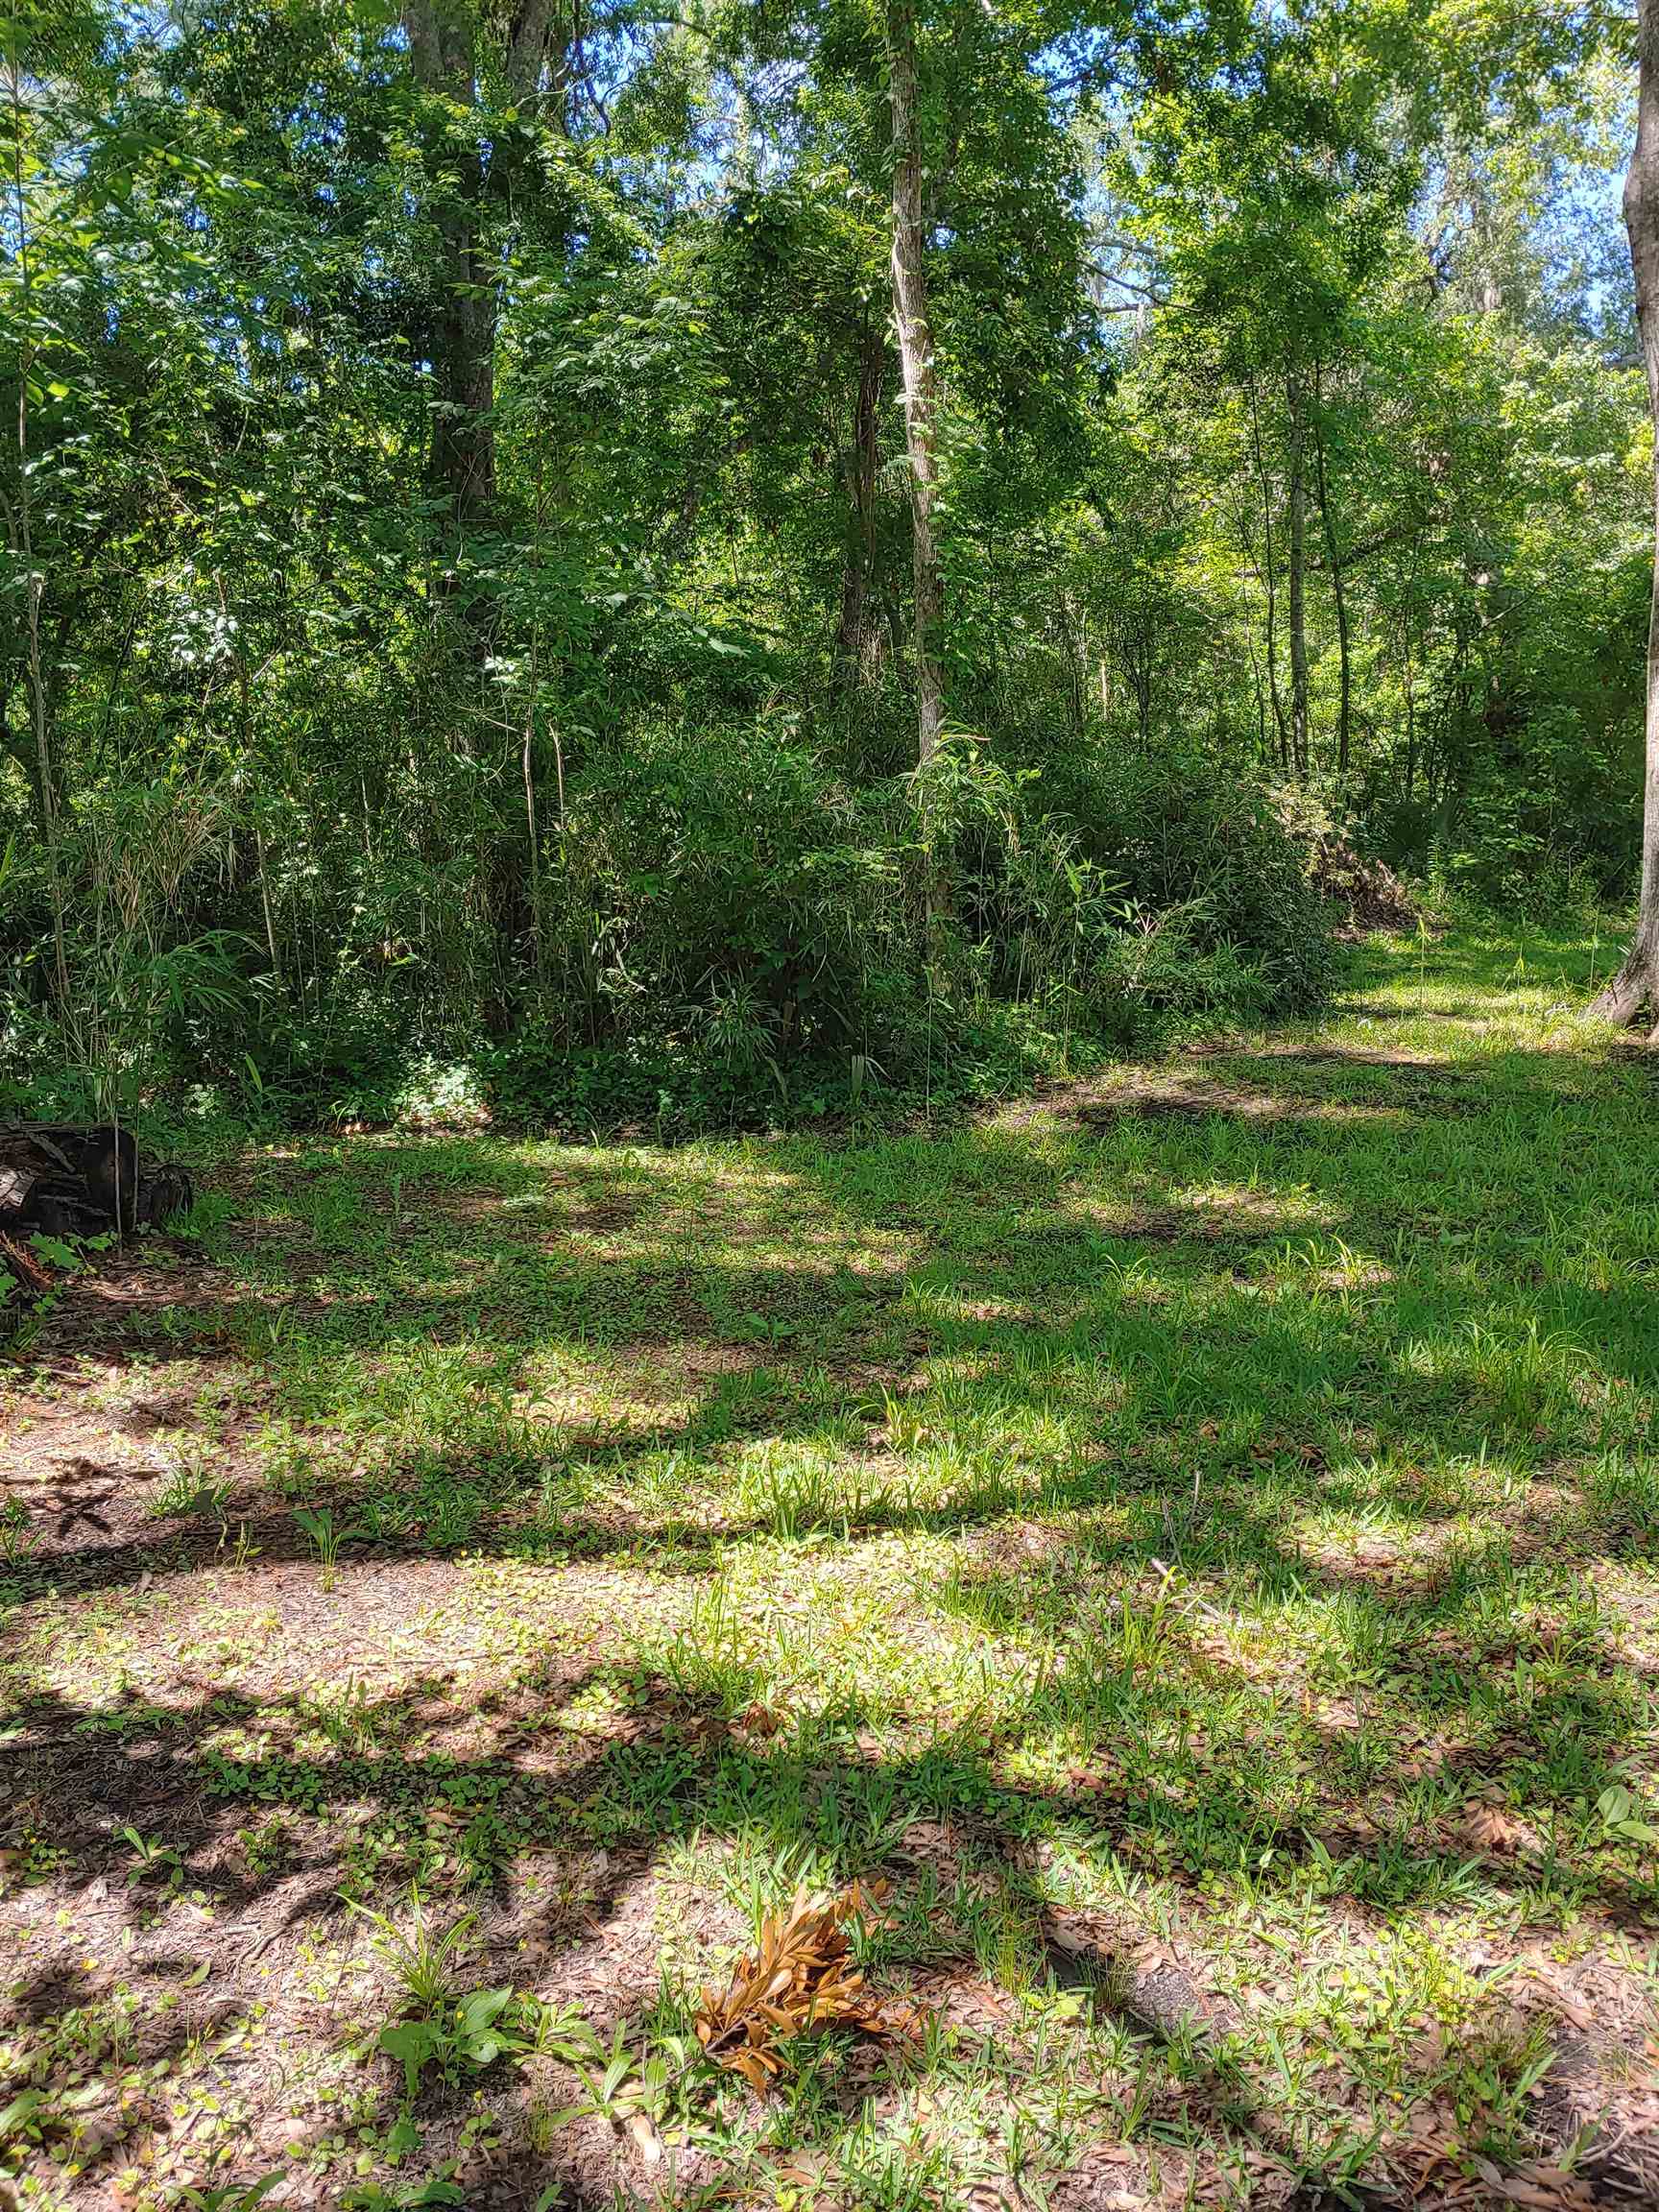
[4,928,1659,2210]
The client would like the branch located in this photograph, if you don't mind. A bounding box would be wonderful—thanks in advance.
[1310,519,1423,577]
[1085,260,1166,304]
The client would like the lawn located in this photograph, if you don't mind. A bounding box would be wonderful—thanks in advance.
[4,927,1659,2211]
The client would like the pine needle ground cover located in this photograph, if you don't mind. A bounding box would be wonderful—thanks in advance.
[3,927,1659,2210]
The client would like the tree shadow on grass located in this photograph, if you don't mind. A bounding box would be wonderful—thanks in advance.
[6,972,1659,2202]
[5,1639,1652,2206]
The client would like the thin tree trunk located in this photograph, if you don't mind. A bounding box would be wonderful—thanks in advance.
[1058,593,1089,736]
[218,568,282,985]
[6,35,68,1006]
[522,633,542,978]
[886,0,945,769]
[1286,372,1310,781]
[1312,370,1351,777]
[253,822,281,984]
[1247,379,1289,769]
[1598,0,1659,1030]
[1403,647,1416,803]
[1244,630,1269,762]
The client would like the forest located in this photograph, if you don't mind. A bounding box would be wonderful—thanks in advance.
[5,3,1659,2211]
[0,0,1649,1126]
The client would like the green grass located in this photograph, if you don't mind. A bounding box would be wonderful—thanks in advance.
[3,926,1659,2208]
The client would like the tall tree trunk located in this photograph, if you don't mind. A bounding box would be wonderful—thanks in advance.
[835,323,884,683]
[401,1,565,538]
[1286,373,1310,781]
[6,34,68,1005]
[886,0,945,769]
[1598,0,1659,1031]
[1247,378,1289,769]
[399,0,566,1028]
[1312,371,1351,778]
[401,1,496,535]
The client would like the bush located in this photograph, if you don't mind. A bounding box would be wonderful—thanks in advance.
[3,712,1337,1136]
[991,735,1338,1026]
[1429,799,1608,926]
[535,715,930,1063]
[470,725,1341,1131]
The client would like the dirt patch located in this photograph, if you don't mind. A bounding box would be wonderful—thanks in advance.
[6,1239,238,1365]
[1070,1067,1395,1128]
[1258,1046,1457,1073]
[1084,1204,1286,1249]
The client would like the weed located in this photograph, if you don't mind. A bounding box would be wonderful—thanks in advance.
[151,1462,233,1520]
[118,1825,183,1887]
[292,1503,359,1588]
[174,2179,283,2212]
[0,1497,36,1561]
[376,1985,539,2099]
[348,1885,477,2016]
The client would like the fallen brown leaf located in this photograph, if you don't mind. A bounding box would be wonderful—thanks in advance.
[626,2109,662,2166]
[694,1880,920,2092]
[1465,1801,1541,1856]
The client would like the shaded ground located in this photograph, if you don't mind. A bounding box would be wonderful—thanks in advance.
[4,927,1659,2209]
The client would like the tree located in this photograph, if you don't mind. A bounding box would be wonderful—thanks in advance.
[398,1,580,532]
[1597,0,1659,1033]
[0,0,1644,1122]
[884,0,944,769]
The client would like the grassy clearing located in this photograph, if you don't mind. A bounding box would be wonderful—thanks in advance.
[3,927,1659,2210]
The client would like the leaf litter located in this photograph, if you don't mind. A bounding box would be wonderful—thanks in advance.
[694,1879,925,2093]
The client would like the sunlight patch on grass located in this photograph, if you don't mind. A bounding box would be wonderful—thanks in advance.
[5,928,1659,2207]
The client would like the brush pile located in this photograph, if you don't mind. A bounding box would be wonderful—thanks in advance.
[0,1124,192,1304]
[1305,830,1423,935]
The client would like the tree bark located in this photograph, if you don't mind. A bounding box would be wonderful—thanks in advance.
[1286,372,1310,781]
[886,0,945,769]
[1597,0,1659,1031]
[398,0,567,1028]
[1403,648,1416,802]
[401,1,496,534]
[400,1,566,537]
[834,322,885,683]
[6,37,69,1004]
[1247,378,1289,769]
[1312,370,1351,778]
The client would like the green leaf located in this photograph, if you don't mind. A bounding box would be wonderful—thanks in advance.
[456,1986,511,2033]
[0,2087,46,2138]
[378,2019,439,2098]
[28,1234,80,1271]
[385,2111,421,2158]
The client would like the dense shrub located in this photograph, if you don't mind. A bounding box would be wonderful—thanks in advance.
[3,716,1337,1134]
[1011,737,1339,1023]
[470,727,1337,1129]
[541,717,922,1063]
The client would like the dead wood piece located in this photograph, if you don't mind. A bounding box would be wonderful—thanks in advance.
[0,1232,51,1302]
[0,1125,193,1241]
